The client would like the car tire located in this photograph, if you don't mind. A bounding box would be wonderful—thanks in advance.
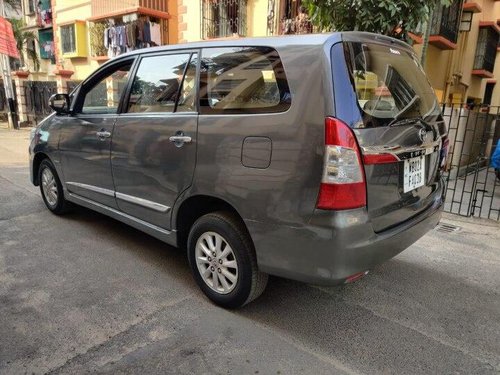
[38,159,72,215]
[187,211,268,308]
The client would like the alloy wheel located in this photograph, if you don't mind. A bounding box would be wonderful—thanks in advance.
[195,231,238,294]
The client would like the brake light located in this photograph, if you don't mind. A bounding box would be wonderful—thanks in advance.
[316,117,366,210]
[363,153,399,165]
[440,137,449,170]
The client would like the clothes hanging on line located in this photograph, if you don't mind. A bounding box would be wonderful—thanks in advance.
[103,19,162,58]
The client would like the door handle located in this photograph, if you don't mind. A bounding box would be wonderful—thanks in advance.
[169,132,192,147]
[96,130,111,140]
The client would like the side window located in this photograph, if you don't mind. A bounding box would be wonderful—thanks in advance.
[200,47,291,114]
[80,62,133,115]
[127,53,197,113]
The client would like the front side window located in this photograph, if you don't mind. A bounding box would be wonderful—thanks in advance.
[127,53,197,113]
[79,62,133,115]
[200,47,291,114]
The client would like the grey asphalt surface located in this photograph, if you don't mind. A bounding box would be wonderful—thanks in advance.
[1,126,500,375]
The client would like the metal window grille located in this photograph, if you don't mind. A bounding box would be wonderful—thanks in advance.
[473,27,499,73]
[201,0,247,39]
[61,24,76,54]
[429,0,463,44]
[27,0,35,14]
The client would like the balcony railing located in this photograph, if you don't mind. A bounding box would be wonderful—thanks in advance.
[91,0,167,20]
[473,26,499,76]
[429,0,463,48]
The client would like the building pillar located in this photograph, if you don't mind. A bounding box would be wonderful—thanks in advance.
[54,69,74,94]
[12,71,30,126]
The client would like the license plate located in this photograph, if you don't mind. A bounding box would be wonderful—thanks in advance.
[403,155,425,193]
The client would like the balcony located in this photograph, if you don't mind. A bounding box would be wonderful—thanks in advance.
[89,0,168,21]
[472,23,500,78]
[429,0,463,50]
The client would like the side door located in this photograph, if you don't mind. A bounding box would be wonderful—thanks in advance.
[58,58,135,208]
[111,51,198,229]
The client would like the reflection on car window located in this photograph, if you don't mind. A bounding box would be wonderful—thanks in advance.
[200,47,291,114]
[81,63,132,115]
[127,53,196,113]
[346,42,438,125]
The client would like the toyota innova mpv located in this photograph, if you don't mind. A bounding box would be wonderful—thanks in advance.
[29,33,447,308]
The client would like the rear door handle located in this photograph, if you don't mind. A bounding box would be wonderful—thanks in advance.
[96,130,111,140]
[169,132,192,147]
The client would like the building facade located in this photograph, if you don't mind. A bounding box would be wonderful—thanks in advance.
[413,0,500,106]
[52,0,174,81]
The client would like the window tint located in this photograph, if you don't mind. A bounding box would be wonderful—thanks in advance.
[81,62,132,115]
[200,47,291,114]
[127,53,196,113]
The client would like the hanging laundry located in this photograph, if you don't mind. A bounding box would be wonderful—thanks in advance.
[150,22,161,46]
[143,21,151,43]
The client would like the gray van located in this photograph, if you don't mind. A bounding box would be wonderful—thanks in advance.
[29,32,447,308]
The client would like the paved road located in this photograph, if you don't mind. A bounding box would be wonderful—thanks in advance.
[1,126,500,374]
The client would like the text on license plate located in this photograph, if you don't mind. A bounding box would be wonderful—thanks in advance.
[403,156,425,193]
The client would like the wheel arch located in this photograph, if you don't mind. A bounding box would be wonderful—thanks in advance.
[175,195,251,251]
[32,152,51,186]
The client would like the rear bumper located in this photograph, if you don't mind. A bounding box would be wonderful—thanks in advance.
[247,178,444,285]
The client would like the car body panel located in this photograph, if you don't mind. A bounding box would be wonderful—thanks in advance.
[112,113,198,229]
[29,32,444,286]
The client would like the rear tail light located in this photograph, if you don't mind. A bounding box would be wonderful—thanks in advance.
[440,137,449,170]
[316,117,366,210]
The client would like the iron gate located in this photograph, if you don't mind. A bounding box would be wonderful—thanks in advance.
[442,104,500,220]
[25,81,57,124]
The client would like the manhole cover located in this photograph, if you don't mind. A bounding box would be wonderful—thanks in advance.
[435,222,461,233]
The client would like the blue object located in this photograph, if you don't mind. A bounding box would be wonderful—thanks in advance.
[491,139,500,169]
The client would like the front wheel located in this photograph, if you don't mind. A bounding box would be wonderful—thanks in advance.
[38,159,72,215]
[187,211,268,308]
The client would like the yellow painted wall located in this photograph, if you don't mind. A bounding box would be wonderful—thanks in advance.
[415,0,500,104]
[53,0,98,80]
[247,0,268,37]
[180,0,201,42]
[180,0,269,42]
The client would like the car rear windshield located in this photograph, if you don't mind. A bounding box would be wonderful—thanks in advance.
[343,41,439,127]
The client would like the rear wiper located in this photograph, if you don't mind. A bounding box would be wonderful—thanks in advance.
[388,118,421,127]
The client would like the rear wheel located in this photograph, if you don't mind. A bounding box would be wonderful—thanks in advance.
[38,159,72,215]
[187,211,268,308]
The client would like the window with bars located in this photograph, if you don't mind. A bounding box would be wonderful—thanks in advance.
[201,0,247,39]
[473,27,499,73]
[26,0,36,14]
[61,24,76,55]
[429,0,463,44]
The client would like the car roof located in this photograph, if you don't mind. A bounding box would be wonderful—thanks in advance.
[96,31,413,72]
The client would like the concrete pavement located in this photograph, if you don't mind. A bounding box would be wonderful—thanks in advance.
[1,125,499,374]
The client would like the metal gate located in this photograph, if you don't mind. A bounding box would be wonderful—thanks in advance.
[442,104,500,220]
[25,81,57,124]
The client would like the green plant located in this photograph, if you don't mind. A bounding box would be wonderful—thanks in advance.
[302,0,451,40]
[89,22,107,57]
[9,18,40,71]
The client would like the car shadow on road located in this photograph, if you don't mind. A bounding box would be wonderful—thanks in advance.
[57,205,499,373]
[237,258,499,373]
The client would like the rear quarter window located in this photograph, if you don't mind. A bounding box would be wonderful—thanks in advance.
[199,46,291,114]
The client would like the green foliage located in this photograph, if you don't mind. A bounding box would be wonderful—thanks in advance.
[303,0,452,38]
[89,23,107,57]
[9,18,40,71]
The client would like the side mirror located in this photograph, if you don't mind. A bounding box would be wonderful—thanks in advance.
[49,93,70,115]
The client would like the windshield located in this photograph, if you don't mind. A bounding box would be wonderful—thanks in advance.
[344,41,439,127]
